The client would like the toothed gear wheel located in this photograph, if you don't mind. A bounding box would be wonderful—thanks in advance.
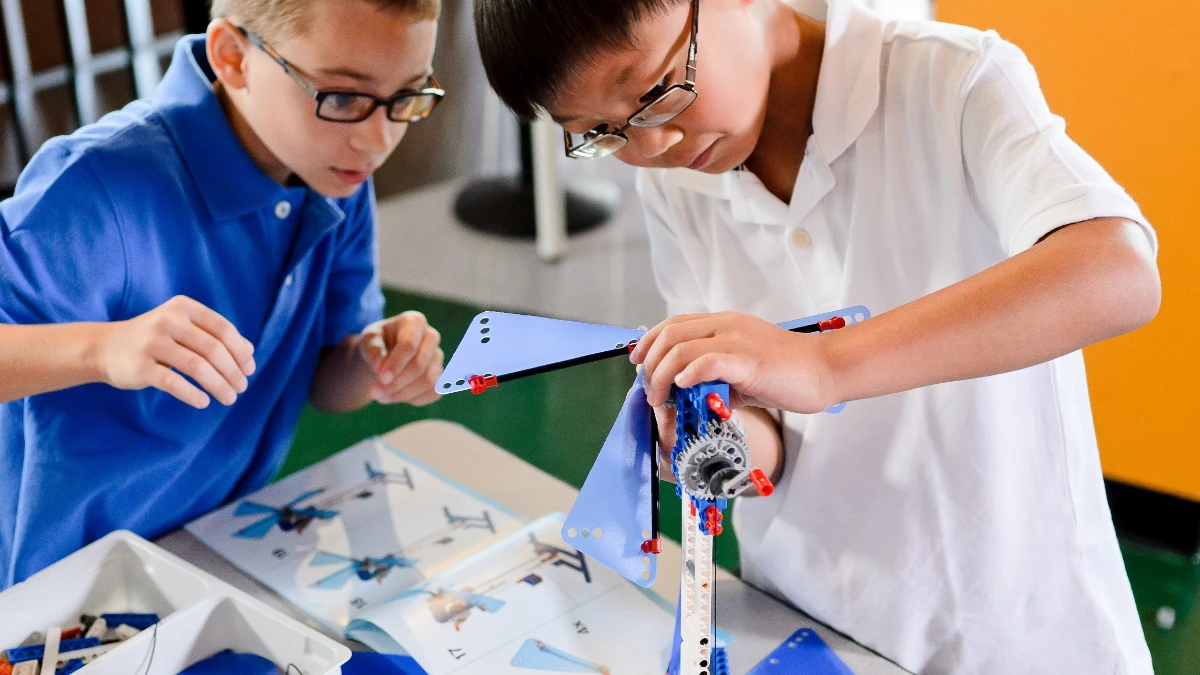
[676,420,753,501]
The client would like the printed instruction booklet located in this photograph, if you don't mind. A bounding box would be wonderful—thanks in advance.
[187,438,675,674]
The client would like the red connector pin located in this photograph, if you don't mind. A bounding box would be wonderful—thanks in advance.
[641,538,663,554]
[706,393,733,421]
[818,316,847,332]
[468,374,499,394]
[749,468,775,497]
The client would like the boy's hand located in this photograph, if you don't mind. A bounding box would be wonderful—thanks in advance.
[630,311,838,414]
[94,295,256,409]
[358,311,443,406]
[653,404,679,482]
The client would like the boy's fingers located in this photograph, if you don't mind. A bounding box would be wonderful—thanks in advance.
[360,323,388,371]
[151,365,210,409]
[629,313,705,364]
[645,337,720,406]
[174,321,248,393]
[380,360,445,404]
[178,296,256,375]
[379,315,432,380]
[673,351,733,391]
[640,319,718,389]
[385,330,441,391]
[159,342,238,406]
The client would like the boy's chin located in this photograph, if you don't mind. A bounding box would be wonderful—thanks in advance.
[303,171,370,199]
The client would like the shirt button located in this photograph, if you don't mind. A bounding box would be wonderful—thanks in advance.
[791,228,813,248]
[275,201,291,219]
[284,274,294,286]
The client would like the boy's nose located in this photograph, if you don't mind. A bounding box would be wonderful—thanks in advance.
[627,125,685,160]
[349,107,408,155]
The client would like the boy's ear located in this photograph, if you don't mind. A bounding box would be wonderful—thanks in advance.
[206,19,251,91]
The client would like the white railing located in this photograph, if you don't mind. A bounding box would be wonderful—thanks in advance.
[0,0,179,171]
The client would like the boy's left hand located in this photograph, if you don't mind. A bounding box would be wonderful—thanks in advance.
[358,311,444,406]
[630,311,838,413]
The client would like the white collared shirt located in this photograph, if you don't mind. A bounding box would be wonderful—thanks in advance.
[637,1,1156,673]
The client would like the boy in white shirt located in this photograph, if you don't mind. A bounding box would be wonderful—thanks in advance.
[474,0,1160,672]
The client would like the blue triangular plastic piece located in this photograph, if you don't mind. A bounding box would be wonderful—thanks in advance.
[747,629,854,675]
[563,372,657,588]
[510,640,598,672]
[310,551,354,567]
[235,514,281,539]
[437,312,645,395]
[233,501,278,517]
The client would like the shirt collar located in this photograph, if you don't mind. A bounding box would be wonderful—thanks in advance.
[664,0,884,198]
[154,36,320,223]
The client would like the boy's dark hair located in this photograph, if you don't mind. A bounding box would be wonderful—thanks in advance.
[212,0,440,41]
[475,0,685,120]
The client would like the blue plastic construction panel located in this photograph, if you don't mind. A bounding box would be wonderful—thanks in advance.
[437,312,645,395]
[562,373,658,587]
[775,305,872,332]
[747,629,855,675]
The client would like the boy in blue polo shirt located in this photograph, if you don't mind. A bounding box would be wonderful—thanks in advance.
[0,0,447,586]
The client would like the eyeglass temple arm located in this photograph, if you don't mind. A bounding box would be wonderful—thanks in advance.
[240,27,320,99]
[685,0,700,87]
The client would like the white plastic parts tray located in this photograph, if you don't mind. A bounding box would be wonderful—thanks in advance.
[0,530,350,675]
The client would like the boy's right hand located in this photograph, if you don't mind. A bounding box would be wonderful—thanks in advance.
[92,296,256,409]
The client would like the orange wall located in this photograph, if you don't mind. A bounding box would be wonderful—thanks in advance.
[936,1,1200,499]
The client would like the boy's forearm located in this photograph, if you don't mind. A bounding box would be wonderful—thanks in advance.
[0,322,108,402]
[825,217,1160,404]
[309,334,376,413]
[739,406,786,487]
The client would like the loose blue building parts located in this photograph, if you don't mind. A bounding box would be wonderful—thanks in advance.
[438,306,872,675]
[393,532,592,628]
[233,461,414,538]
[307,507,497,589]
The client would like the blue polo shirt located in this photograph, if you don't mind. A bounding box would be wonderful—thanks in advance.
[0,36,385,587]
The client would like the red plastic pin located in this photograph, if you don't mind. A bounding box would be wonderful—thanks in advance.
[749,468,775,497]
[641,538,663,554]
[706,393,733,421]
[818,316,847,332]
[468,374,499,394]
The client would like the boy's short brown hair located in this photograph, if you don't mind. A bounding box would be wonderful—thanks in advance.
[211,0,440,40]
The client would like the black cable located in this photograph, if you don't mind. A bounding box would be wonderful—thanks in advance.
[136,622,159,675]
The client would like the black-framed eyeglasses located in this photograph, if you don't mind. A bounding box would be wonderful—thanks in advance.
[563,0,700,159]
[239,27,445,124]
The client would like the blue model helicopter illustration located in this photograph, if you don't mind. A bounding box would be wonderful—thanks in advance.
[232,461,414,539]
[436,305,871,674]
[307,507,498,589]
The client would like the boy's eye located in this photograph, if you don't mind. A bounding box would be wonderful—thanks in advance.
[640,75,672,104]
[324,92,365,110]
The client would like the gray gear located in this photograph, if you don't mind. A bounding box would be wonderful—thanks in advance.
[676,420,757,501]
